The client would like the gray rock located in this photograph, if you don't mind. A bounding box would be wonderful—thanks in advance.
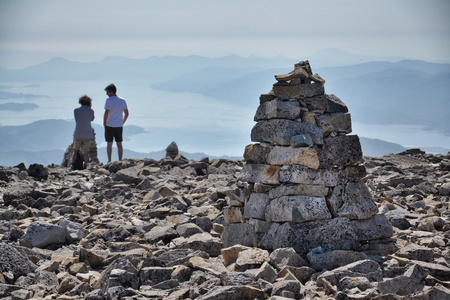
[238,163,280,185]
[196,285,265,300]
[243,143,270,164]
[222,223,255,248]
[21,221,66,248]
[265,195,332,223]
[377,264,429,295]
[58,219,88,243]
[251,119,323,146]
[328,182,378,220]
[254,261,278,283]
[385,209,411,230]
[315,112,352,137]
[271,280,302,299]
[166,141,179,159]
[254,98,301,121]
[112,166,141,184]
[235,248,270,271]
[270,247,307,269]
[438,181,450,196]
[139,266,173,286]
[395,243,436,263]
[176,223,204,238]
[319,135,363,167]
[279,165,347,186]
[409,260,450,281]
[269,183,329,198]
[244,192,270,220]
[260,218,361,254]
[266,146,319,169]
[0,243,36,282]
[27,163,48,180]
[317,259,383,286]
[303,94,348,113]
[290,133,313,148]
[272,82,325,100]
[308,250,367,271]
[220,271,255,286]
[145,225,178,244]
[172,232,223,257]
[351,213,394,241]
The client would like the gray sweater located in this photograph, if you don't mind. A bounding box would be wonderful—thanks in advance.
[74,105,95,140]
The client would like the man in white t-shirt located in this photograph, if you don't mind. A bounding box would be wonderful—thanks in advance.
[103,83,129,163]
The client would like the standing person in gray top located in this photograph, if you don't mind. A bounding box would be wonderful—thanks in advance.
[73,95,95,168]
[103,83,129,162]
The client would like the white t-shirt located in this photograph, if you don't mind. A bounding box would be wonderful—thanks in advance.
[104,95,127,127]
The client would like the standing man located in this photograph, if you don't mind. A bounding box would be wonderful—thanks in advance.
[103,83,129,163]
[73,95,95,169]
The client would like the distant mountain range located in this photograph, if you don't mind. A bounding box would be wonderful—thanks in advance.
[148,58,450,135]
[0,119,240,166]
[0,119,425,167]
[1,50,449,166]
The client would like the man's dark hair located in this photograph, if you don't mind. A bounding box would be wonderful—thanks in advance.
[79,95,92,107]
[104,83,117,93]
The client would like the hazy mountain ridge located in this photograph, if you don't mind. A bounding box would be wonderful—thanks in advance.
[0,119,145,152]
[1,50,449,166]
[320,66,450,134]
[0,119,430,167]
[0,55,296,82]
[0,91,47,100]
[0,119,242,166]
[0,102,38,111]
[147,57,449,136]
[150,67,290,106]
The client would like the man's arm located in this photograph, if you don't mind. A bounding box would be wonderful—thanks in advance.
[103,109,109,127]
[123,109,129,125]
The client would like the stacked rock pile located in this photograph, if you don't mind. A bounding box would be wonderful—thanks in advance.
[223,61,394,255]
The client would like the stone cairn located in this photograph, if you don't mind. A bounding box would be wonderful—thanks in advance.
[222,61,394,255]
[61,129,99,167]
[166,141,179,159]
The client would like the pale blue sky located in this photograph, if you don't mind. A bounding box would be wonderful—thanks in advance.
[1,0,449,69]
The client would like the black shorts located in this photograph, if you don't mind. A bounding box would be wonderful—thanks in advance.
[105,126,123,142]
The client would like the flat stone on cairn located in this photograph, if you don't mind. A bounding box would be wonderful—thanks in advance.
[222,60,394,255]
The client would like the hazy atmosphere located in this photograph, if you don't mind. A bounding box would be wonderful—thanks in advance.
[1,0,449,165]
[1,0,449,69]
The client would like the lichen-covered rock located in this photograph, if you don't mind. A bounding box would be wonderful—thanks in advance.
[267,146,320,169]
[328,182,378,220]
[254,98,301,121]
[272,82,325,100]
[251,119,323,146]
[265,195,332,223]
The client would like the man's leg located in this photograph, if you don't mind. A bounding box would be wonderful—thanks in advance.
[117,142,123,161]
[107,142,113,163]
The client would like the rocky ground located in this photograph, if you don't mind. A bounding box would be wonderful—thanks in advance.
[0,148,449,299]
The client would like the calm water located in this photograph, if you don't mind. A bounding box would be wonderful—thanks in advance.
[0,80,255,156]
[1,80,449,156]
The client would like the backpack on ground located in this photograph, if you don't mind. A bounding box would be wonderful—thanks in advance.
[73,150,84,170]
